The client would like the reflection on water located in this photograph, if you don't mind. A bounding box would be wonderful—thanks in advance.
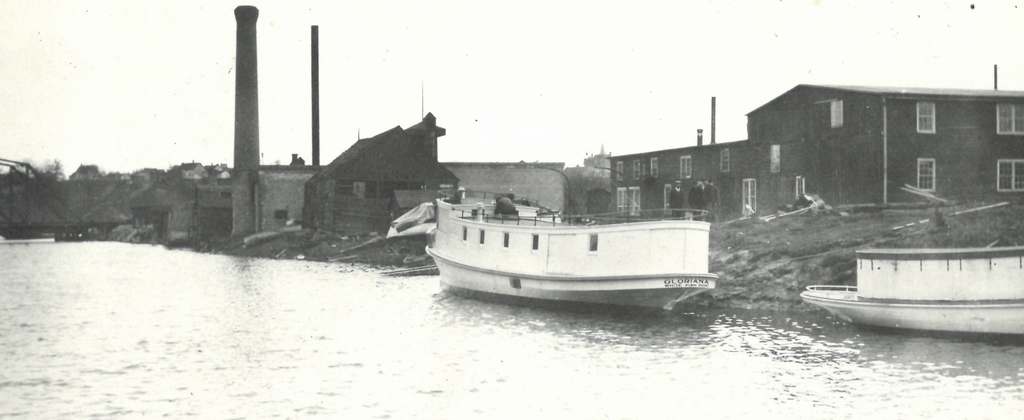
[1,242,1022,419]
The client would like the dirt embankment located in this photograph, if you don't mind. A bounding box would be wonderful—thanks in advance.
[691,201,1024,311]
[209,229,432,268]
[203,201,1024,312]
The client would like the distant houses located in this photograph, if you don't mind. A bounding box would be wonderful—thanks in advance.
[611,84,1024,219]
[68,164,101,180]
[442,162,566,211]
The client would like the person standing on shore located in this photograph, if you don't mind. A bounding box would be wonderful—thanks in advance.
[688,180,705,214]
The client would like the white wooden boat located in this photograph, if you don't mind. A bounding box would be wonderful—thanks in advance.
[801,246,1024,335]
[426,200,717,309]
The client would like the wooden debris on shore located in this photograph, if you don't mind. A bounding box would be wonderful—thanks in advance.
[899,184,950,205]
[382,265,439,277]
[319,234,386,262]
[242,226,303,247]
[327,254,358,262]
[759,194,828,223]
[891,201,1010,231]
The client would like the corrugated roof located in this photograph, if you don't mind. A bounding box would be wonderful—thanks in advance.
[749,84,1024,115]
[612,139,750,160]
[814,84,1024,98]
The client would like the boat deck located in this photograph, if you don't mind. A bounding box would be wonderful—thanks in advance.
[449,207,709,227]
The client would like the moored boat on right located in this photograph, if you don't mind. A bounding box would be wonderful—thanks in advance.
[801,246,1024,335]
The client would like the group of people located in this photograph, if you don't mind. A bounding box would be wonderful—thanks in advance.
[668,179,720,220]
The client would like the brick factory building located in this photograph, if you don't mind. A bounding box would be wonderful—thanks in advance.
[611,84,1024,219]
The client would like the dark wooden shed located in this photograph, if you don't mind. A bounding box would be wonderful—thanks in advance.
[303,113,459,234]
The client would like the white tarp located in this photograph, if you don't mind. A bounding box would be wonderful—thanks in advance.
[387,202,436,239]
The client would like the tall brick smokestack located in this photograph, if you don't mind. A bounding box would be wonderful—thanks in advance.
[232,5,260,236]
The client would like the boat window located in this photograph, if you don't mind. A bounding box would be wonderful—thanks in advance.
[479,229,485,245]
[509,278,521,289]
[462,226,467,241]
[589,234,599,252]
[532,234,539,251]
[503,232,510,248]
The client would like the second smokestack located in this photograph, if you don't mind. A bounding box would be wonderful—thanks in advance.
[311,25,320,167]
[711,96,716,145]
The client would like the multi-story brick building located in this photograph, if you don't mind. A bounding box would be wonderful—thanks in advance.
[611,84,1024,219]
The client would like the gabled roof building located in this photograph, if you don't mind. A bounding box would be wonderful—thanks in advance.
[304,113,459,233]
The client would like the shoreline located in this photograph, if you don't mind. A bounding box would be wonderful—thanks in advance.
[92,200,1023,312]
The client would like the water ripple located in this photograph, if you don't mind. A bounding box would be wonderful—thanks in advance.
[1,242,1023,419]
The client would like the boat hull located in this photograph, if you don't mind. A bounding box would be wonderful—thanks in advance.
[429,248,715,310]
[801,290,1024,335]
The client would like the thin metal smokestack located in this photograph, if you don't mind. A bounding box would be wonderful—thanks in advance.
[233,5,260,236]
[311,25,320,167]
[994,64,999,90]
[697,129,704,147]
[710,96,717,145]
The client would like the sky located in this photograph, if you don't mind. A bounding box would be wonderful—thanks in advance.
[2,0,1023,174]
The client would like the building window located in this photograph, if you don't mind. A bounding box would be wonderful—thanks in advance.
[633,160,641,180]
[742,178,757,216]
[770,144,781,174]
[663,184,672,209]
[628,187,641,216]
[503,232,510,248]
[531,234,540,251]
[997,159,1024,191]
[616,187,628,213]
[830,100,844,128]
[917,158,936,191]
[650,157,659,178]
[680,155,692,179]
[997,104,1024,135]
[462,226,468,241]
[273,209,288,220]
[917,102,936,134]
[794,176,806,199]
[353,181,366,199]
[720,148,731,173]
[589,234,599,252]
[479,229,486,245]
[615,161,623,181]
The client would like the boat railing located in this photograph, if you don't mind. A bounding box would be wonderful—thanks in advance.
[453,208,709,226]
[805,285,858,292]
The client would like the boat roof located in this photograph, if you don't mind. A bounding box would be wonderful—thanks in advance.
[857,245,1024,260]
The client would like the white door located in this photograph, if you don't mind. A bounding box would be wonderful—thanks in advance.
[742,178,757,216]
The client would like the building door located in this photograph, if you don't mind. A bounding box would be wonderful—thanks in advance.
[663,184,672,209]
[628,187,641,216]
[742,178,757,216]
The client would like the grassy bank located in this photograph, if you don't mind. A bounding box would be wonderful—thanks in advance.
[692,201,1024,311]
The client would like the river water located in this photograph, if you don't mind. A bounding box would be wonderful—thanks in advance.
[1,242,1022,419]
